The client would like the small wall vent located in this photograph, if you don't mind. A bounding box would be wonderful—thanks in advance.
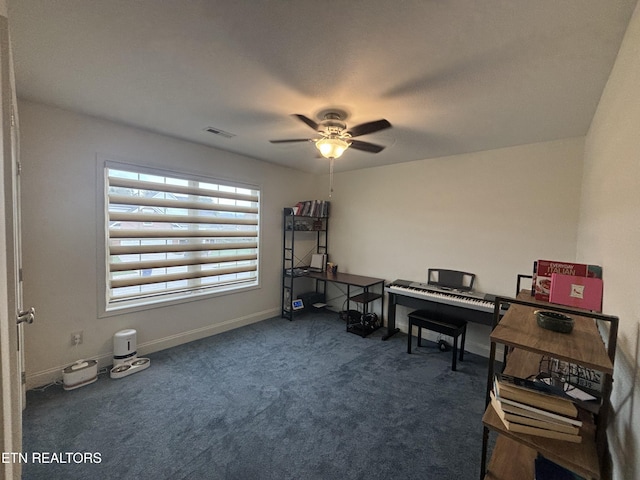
[203,127,236,139]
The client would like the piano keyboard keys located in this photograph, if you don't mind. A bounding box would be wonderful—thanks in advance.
[385,282,496,313]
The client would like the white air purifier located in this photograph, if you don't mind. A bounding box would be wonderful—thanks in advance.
[110,328,150,379]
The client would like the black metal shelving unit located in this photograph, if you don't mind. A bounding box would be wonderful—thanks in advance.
[281,207,328,320]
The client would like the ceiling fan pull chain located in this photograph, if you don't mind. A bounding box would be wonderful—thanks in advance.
[329,157,335,198]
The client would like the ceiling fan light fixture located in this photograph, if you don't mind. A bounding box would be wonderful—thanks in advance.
[315,137,350,159]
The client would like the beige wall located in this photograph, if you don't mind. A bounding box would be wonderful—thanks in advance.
[578,2,640,479]
[18,100,319,388]
[328,137,585,355]
[20,98,587,379]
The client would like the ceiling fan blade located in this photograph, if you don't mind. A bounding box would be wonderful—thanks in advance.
[292,114,319,131]
[269,138,314,144]
[347,119,391,138]
[349,139,385,154]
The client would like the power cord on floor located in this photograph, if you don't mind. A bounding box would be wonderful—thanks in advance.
[30,380,63,392]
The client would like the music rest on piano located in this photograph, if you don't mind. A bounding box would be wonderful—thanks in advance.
[382,279,508,340]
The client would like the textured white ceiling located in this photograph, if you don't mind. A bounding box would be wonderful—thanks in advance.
[7,0,638,173]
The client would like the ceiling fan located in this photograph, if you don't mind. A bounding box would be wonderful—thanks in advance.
[269,110,392,159]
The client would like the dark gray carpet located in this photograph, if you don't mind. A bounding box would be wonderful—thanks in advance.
[23,311,489,480]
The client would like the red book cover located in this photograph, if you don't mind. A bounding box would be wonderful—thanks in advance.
[549,273,603,312]
[533,260,602,302]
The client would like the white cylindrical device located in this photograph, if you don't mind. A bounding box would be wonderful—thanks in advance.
[113,329,138,366]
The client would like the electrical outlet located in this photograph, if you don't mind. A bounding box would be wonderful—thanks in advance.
[71,331,83,346]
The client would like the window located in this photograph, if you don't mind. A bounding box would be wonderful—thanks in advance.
[103,162,259,311]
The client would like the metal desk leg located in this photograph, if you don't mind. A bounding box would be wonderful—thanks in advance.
[382,293,400,341]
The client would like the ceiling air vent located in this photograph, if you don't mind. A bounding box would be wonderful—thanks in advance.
[203,127,236,139]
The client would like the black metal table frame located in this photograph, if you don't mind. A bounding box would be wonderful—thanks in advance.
[308,271,385,334]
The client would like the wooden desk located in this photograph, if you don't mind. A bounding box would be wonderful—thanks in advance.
[308,271,385,337]
[308,271,384,289]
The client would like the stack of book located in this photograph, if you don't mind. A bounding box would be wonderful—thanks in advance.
[291,200,330,217]
[491,374,583,443]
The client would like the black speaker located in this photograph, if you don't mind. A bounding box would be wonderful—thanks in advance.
[298,291,325,309]
[362,312,380,329]
[340,310,361,322]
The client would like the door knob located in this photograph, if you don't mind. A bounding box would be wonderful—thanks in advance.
[17,307,35,325]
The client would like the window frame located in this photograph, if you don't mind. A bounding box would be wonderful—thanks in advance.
[97,157,261,317]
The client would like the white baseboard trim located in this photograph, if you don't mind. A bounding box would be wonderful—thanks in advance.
[26,308,279,390]
[137,307,279,355]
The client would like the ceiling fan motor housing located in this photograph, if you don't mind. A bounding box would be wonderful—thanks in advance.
[319,113,347,137]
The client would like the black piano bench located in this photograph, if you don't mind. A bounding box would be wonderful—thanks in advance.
[407,310,467,371]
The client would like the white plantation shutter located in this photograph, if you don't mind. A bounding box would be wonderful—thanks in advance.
[105,165,259,307]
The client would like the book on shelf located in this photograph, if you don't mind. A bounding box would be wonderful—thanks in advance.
[495,373,572,400]
[532,259,602,302]
[549,273,603,312]
[490,392,579,434]
[534,454,586,479]
[494,376,578,418]
[493,393,581,428]
[291,200,330,218]
[492,379,583,428]
[490,392,582,443]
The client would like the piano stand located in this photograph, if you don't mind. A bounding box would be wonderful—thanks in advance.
[381,327,400,341]
[407,310,467,371]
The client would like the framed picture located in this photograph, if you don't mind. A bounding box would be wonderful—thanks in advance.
[292,299,304,311]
